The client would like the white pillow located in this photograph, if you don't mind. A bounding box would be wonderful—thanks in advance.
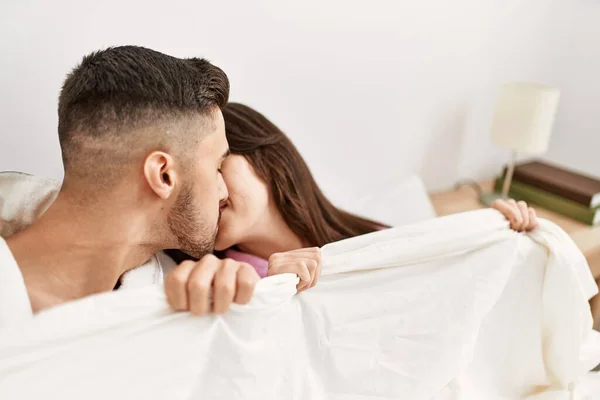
[0,172,60,237]
[0,171,437,236]
[338,174,436,227]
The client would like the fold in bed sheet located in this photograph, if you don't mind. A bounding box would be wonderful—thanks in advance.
[0,209,598,400]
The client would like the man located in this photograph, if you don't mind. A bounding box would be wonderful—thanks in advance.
[1,46,259,326]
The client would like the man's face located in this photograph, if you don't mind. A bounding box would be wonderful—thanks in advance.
[167,109,229,259]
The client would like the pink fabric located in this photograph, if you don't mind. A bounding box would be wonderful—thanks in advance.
[224,248,269,278]
[223,228,386,279]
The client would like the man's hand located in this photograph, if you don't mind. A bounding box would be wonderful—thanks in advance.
[267,247,322,293]
[164,254,260,315]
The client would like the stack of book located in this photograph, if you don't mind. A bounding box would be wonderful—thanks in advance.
[494,160,600,226]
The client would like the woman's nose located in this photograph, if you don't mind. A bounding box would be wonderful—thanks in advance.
[218,173,229,203]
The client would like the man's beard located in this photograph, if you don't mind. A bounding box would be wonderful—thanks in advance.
[167,183,218,259]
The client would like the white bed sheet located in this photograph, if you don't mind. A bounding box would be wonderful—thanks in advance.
[0,210,598,399]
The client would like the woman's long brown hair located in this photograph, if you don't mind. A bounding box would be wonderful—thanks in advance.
[222,102,384,248]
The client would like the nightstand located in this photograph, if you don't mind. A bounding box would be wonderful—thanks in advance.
[429,180,600,329]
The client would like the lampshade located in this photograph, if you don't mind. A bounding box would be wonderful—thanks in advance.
[490,82,560,155]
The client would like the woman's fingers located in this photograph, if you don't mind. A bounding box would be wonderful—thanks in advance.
[517,201,530,231]
[492,199,539,232]
[492,199,518,230]
[267,247,322,292]
[506,199,523,231]
[299,259,318,292]
[527,207,539,231]
[269,261,311,281]
[269,248,320,263]
[311,259,321,288]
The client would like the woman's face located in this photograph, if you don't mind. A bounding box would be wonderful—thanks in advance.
[214,154,271,251]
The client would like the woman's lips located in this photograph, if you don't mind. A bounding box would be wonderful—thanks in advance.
[218,204,228,224]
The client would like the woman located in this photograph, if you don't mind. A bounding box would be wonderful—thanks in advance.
[206,103,538,291]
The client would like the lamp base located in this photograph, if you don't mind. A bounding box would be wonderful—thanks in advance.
[479,191,508,207]
[479,191,523,207]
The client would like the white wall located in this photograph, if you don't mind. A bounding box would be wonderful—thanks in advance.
[540,1,600,178]
[0,0,598,204]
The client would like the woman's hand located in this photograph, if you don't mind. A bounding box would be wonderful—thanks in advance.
[492,198,539,232]
[267,247,322,293]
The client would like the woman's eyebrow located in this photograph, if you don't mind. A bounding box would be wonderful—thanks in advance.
[220,149,231,162]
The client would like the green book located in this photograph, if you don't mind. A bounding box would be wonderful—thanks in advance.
[494,178,600,226]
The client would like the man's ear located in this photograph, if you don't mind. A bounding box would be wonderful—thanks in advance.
[143,151,177,200]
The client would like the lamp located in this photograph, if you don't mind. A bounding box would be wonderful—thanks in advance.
[479,82,560,206]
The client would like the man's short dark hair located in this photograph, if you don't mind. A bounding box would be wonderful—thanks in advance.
[57,45,229,183]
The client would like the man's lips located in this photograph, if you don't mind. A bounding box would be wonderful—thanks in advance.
[219,200,228,212]
[218,203,227,224]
